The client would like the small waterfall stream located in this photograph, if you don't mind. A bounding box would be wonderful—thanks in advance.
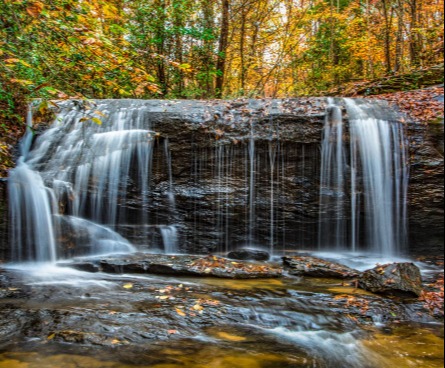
[8,98,409,262]
[8,108,58,262]
[8,101,179,261]
[318,99,409,256]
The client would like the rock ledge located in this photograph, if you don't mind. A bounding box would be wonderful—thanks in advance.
[58,253,283,279]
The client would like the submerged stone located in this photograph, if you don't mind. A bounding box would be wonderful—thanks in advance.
[227,249,270,262]
[282,256,360,279]
[358,263,423,298]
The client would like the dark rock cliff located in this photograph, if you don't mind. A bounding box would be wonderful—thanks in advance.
[0,99,443,258]
[0,180,8,261]
[407,120,444,255]
[100,99,326,254]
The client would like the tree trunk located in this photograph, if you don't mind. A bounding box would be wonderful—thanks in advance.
[155,0,168,95]
[202,0,215,98]
[395,0,405,72]
[173,0,185,96]
[216,0,230,99]
[382,0,392,73]
[240,8,247,93]
[365,0,375,78]
[409,0,421,66]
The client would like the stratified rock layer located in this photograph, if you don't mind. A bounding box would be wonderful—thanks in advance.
[283,256,360,279]
[0,98,443,258]
[227,249,270,261]
[58,253,283,279]
[407,120,444,255]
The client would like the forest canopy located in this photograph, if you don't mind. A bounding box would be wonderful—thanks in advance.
[1,0,443,103]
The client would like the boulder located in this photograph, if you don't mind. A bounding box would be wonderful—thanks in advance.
[282,256,360,279]
[227,249,270,262]
[358,263,423,298]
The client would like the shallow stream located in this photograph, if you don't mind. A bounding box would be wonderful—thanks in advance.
[0,253,443,368]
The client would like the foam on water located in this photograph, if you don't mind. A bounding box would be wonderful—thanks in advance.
[266,327,386,368]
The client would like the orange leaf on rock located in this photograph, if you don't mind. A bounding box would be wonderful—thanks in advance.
[176,308,186,317]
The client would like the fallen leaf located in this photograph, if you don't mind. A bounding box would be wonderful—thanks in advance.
[192,304,204,311]
[217,332,247,342]
[176,308,186,317]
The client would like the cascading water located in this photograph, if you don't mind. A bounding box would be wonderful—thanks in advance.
[8,98,409,262]
[318,99,346,250]
[8,107,57,262]
[8,101,173,262]
[160,225,179,254]
[318,98,409,255]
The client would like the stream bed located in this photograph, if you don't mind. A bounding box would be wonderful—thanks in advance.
[0,254,443,368]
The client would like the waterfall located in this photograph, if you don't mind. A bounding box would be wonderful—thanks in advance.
[7,99,410,262]
[318,98,409,255]
[268,142,278,254]
[318,99,346,250]
[9,107,57,263]
[8,102,158,262]
[160,225,179,254]
[248,136,256,246]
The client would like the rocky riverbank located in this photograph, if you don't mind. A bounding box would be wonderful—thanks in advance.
[0,253,443,367]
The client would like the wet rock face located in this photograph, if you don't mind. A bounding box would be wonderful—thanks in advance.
[143,101,325,254]
[0,180,8,261]
[407,121,444,255]
[358,263,423,298]
[90,99,442,256]
[0,99,443,257]
[283,256,360,279]
[227,249,270,261]
[132,139,322,254]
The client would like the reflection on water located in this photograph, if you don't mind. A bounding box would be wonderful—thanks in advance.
[0,326,443,368]
[364,326,444,368]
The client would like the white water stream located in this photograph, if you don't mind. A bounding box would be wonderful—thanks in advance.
[319,98,409,256]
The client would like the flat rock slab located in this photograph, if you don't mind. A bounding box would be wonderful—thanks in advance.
[359,262,423,298]
[58,253,283,279]
[283,256,360,279]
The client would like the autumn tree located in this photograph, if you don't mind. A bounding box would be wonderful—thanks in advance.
[0,0,443,102]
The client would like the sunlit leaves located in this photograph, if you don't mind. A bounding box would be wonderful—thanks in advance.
[26,1,44,17]
[0,0,159,101]
[0,0,443,108]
